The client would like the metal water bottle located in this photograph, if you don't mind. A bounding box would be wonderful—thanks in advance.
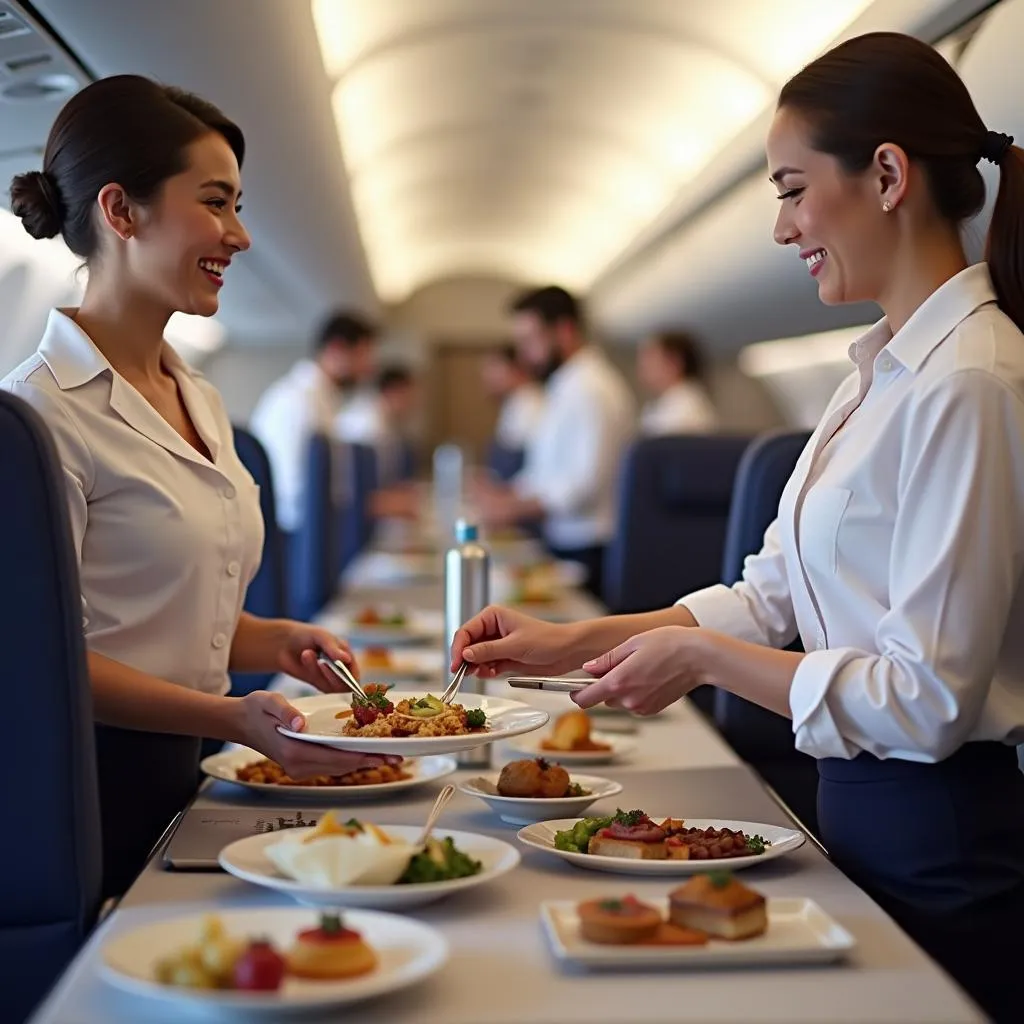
[444,518,490,766]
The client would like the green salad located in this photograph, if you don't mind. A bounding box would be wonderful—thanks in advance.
[398,837,483,884]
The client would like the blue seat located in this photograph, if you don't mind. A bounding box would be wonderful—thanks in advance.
[0,392,102,1023]
[289,433,337,621]
[603,435,753,614]
[229,426,287,696]
[338,443,378,575]
[714,429,819,833]
[486,440,525,481]
[396,440,417,482]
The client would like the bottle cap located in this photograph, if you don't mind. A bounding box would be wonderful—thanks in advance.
[454,518,478,543]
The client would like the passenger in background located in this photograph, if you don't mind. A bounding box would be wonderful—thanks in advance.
[2,76,392,899]
[249,311,377,533]
[481,343,546,449]
[473,286,634,598]
[337,364,419,486]
[637,331,719,436]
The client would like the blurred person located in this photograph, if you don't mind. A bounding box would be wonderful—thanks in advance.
[473,286,634,597]
[481,343,545,449]
[637,331,719,435]
[250,311,377,533]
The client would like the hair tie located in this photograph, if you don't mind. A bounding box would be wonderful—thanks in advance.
[980,130,1014,165]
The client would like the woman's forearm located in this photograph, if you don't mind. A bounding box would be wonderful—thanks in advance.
[701,631,804,718]
[88,650,245,741]
[568,605,699,665]
[229,612,291,673]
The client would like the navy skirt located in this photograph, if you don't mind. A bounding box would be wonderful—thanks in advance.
[95,725,200,900]
[818,742,1024,1022]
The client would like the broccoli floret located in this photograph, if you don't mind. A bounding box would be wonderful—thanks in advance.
[465,708,487,729]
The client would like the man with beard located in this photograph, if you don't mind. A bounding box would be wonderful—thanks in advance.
[250,310,377,534]
[473,286,634,598]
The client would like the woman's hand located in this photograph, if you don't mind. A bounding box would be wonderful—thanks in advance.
[238,691,399,779]
[275,622,360,694]
[451,605,584,677]
[572,626,714,716]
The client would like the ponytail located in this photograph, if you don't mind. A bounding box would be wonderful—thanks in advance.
[986,144,1024,334]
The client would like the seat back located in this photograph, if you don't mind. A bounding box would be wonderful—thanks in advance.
[603,435,753,614]
[486,440,525,481]
[338,443,379,575]
[289,432,337,621]
[229,426,286,695]
[0,392,102,1023]
[714,429,819,831]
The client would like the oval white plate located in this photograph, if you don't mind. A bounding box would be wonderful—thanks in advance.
[332,609,443,648]
[200,748,457,802]
[458,772,624,825]
[219,825,520,908]
[277,692,549,756]
[517,817,806,875]
[100,906,448,1016]
[507,731,634,765]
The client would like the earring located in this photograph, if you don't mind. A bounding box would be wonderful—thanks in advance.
[881,200,893,213]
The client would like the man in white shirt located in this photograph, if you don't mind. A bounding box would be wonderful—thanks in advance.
[474,286,635,597]
[249,311,376,534]
[637,331,719,436]
[481,344,546,450]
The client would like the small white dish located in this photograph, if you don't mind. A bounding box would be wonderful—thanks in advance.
[358,648,442,684]
[540,897,855,968]
[335,609,443,648]
[517,817,806,875]
[508,731,634,765]
[277,692,548,757]
[100,906,448,1015]
[219,825,520,909]
[201,748,457,801]
[458,772,623,825]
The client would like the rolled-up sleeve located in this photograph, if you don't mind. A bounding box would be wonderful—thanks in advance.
[680,517,799,649]
[790,370,1024,761]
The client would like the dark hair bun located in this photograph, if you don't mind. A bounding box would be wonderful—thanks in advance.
[9,169,63,239]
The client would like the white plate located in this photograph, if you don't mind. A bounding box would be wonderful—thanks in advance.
[517,817,806,875]
[200,748,457,802]
[508,731,634,765]
[335,609,443,648]
[351,551,441,586]
[277,692,549,756]
[100,906,448,1016]
[540,897,854,968]
[458,772,624,825]
[219,825,520,909]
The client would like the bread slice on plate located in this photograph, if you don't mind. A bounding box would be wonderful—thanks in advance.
[578,896,661,944]
[668,873,767,940]
[588,835,668,860]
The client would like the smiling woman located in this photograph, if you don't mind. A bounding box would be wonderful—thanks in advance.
[0,76,392,900]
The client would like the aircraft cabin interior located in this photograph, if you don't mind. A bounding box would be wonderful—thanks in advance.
[2,1,1023,1022]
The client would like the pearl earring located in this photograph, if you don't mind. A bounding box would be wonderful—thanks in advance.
[882,200,893,213]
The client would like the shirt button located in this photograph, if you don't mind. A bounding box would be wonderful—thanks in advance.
[227,561,241,577]
[878,354,893,373]
[223,485,236,500]
[816,629,826,650]
[212,632,227,649]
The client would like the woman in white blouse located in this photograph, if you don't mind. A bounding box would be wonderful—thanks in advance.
[637,332,719,436]
[2,76,390,898]
[453,33,1024,1020]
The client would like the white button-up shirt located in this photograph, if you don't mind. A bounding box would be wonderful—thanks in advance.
[640,380,719,436]
[1,309,263,695]
[495,382,546,449]
[249,359,345,532]
[515,347,635,550]
[683,264,1024,761]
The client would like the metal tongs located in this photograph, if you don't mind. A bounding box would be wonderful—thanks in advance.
[440,661,469,705]
[315,647,369,702]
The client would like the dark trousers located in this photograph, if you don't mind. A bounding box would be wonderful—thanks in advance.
[548,544,606,602]
[818,743,1024,1022]
[95,725,200,900]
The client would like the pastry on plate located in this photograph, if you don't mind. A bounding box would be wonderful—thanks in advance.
[668,872,767,940]
[577,895,661,944]
[286,913,378,979]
